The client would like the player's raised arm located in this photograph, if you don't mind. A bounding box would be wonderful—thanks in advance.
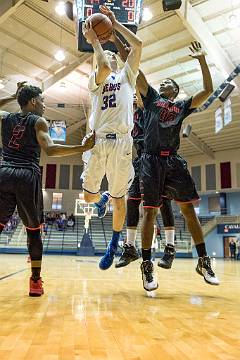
[83,20,111,86]
[35,117,95,157]
[0,81,27,118]
[189,42,213,109]
[100,5,142,74]
[110,32,148,97]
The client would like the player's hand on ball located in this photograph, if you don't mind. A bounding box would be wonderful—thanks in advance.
[189,41,206,60]
[83,20,98,44]
[100,5,116,26]
[82,131,95,151]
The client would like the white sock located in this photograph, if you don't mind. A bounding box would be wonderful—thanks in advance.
[165,229,175,246]
[126,229,137,246]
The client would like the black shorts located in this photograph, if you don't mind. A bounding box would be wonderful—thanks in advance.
[0,166,43,228]
[140,153,199,207]
[128,156,141,200]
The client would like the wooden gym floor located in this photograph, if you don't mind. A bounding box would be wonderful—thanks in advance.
[0,254,239,360]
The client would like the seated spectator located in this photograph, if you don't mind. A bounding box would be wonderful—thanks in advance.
[67,213,75,228]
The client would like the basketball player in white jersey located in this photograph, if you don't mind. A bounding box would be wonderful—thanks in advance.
[82,5,142,270]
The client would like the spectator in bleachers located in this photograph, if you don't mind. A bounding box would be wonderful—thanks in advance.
[67,213,75,229]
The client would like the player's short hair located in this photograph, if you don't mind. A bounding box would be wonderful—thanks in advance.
[17,85,42,108]
[167,78,180,96]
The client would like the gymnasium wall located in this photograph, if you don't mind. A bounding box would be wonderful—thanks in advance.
[185,148,240,192]
[40,151,108,213]
[192,227,225,258]
[40,148,240,215]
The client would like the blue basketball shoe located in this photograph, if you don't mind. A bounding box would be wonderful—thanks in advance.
[94,191,110,219]
[99,243,117,270]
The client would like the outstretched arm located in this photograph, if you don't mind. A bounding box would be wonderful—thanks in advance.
[35,118,95,157]
[83,21,111,86]
[110,33,148,97]
[100,5,142,74]
[136,70,149,97]
[189,42,213,109]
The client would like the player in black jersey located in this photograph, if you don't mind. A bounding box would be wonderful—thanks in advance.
[114,39,219,289]
[136,41,219,289]
[0,84,95,297]
[115,94,175,272]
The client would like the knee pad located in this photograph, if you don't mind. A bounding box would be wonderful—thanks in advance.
[127,198,141,227]
[160,199,174,227]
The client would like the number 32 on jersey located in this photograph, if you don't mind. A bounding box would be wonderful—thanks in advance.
[101,94,117,110]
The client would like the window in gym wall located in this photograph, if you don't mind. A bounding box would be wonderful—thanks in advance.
[191,166,201,191]
[206,164,216,190]
[52,193,63,210]
[208,195,220,214]
[59,164,70,189]
[72,165,83,190]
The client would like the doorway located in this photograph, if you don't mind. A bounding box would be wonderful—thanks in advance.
[223,236,237,258]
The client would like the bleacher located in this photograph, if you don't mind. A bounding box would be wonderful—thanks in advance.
[199,216,215,226]
[0,211,197,255]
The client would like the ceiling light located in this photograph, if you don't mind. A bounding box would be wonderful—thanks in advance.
[228,14,239,29]
[142,8,153,21]
[54,49,65,62]
[55,1,66,16]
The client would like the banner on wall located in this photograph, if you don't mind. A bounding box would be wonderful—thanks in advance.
[217,224,240,234]
[50,120,66,142]
[224,97,232,126]
[215,107,223,133]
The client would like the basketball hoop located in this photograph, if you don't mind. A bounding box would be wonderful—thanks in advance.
[74,199,98,231]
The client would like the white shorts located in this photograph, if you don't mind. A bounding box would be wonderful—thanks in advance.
[82,134,134,198]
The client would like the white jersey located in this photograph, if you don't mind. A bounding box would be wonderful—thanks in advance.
[88,61,138,134]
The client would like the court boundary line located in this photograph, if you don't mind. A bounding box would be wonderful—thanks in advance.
[0,268,27,281]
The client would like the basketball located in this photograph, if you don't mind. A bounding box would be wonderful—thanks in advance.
[88,13,113,44]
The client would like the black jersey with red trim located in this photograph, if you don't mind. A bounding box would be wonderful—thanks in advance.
[141,85,195,152]
[1,112,41,173]
[131,107,144,152]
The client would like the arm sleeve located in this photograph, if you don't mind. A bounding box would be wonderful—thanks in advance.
[140,85,159,110]
[122,61,139,89]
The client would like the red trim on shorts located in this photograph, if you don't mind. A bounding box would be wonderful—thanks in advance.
[143,205,161,209]
[175,198,200,204]
[0,223,5,229]
[26,225,42,231]
[128,197,142,201]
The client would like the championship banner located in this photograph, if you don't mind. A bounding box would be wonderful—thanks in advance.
[49,121,66,142]
[215,107,223,133]
[224,97,232,126]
